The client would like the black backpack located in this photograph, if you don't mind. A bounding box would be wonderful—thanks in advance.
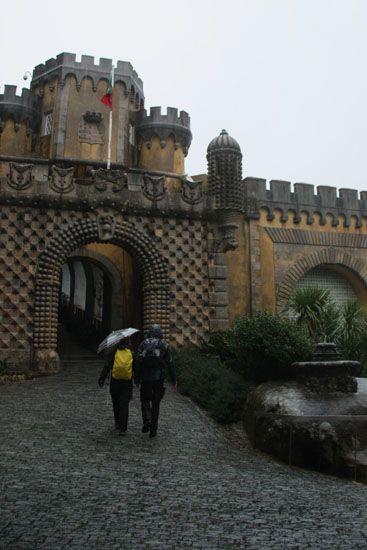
[140,338,164,380]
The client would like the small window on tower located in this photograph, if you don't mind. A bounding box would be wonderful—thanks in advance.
[129,124,135,146]
[42,112,53,136]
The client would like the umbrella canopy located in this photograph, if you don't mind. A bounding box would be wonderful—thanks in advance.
[97,328,139,354]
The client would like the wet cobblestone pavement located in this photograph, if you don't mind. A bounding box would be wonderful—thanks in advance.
[1,361,367,549]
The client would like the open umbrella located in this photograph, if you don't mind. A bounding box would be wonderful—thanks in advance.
[97,327,139,354]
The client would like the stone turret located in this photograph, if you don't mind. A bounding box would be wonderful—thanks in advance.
[207,129,243,210]
[136,107,192,175]
[207,130,243,251]
[0,86,41,155]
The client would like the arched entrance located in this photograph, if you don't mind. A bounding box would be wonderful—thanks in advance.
[57,245,144,356]
[33,217,170,372]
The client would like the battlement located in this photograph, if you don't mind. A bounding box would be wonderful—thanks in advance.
[244,177,367,227]
[0,86,37,108]
[0,86,41,130]
[136,107,192,153]
[138,107,191,129]
[32,52,144,99]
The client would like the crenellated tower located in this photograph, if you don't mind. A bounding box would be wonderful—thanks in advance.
[30,53,144,162]
[0,86,41,156]
[136,107,192,175]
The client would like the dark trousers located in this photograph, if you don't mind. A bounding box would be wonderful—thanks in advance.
[110,378,132,431]
[140,381,165,432]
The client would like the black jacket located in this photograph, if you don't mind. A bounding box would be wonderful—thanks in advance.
[134,337,176,385]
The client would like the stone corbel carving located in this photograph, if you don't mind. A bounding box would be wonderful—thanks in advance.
[50,165,75,193]
[92,169,128,193]
[97,213,117,241]
[218,210,240,252]
[142,175,165,201]
[7,162,34,190]
[181,179,203,205]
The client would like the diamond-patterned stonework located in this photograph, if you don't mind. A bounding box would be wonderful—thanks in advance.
[0,204,212,369]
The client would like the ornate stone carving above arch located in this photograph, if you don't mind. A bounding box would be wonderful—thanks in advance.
[276,247,367,311]
[33,217,170,372]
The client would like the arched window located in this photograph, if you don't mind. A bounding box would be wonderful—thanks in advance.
[294,266,356,306]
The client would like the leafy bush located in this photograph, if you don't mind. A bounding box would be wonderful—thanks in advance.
[174,346,249,424]
[199,331,236,362]
[231,312,313,382]
[0,358,9,375]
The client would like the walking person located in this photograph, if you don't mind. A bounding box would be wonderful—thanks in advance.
[135,324,177,438]
[98,338,134,436]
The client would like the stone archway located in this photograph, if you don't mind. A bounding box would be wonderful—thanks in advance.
[276,247,367,311]
[33,217,170,372]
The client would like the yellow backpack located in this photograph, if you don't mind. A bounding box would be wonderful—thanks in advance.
[111,348,133,380]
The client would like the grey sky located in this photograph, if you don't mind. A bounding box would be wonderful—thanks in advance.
[2,0,367,191]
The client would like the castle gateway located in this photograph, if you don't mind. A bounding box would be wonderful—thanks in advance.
[1,53,367,372]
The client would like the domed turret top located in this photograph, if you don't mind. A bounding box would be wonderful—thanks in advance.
[207,129,241,153]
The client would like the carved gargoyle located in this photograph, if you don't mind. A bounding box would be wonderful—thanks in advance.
[142,174,165,201]
[7,162,34,190]
[97,213,117,241]
[50,165,75,193]
[181,179,203,205]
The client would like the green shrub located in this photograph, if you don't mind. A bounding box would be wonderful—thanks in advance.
[174,346,248,424]
[0,358,9,375]
[231,312,313,382]
[199,331,236,362]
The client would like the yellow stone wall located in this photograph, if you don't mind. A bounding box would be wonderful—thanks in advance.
[0,120,31,156]
[138,136,185,175]
[225,207,367,319]
[226,218,251,323]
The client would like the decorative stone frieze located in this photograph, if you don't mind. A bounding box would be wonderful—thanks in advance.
[92,168,128,193]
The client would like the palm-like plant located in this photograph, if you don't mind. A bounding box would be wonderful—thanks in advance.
[288,287,339,342]
[288,287,367,374]
[336,301,367,362]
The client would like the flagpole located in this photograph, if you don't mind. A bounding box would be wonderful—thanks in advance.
[107,65,115,170]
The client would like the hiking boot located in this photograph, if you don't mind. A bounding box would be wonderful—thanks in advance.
[142,424,150,433]
[149,429,157,438]
[119,428,127,436]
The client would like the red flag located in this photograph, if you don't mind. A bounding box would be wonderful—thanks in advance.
[101,82,113,110]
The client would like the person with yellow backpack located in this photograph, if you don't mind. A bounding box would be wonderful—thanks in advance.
[98,339,134,436]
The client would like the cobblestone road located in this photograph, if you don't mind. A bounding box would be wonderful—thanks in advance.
[1,361,367,549]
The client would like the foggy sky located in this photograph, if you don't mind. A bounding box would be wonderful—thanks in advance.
[2,0,366,191]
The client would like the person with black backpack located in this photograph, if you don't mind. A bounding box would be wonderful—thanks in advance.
[98,338,134,436]
[135,324,176,438]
